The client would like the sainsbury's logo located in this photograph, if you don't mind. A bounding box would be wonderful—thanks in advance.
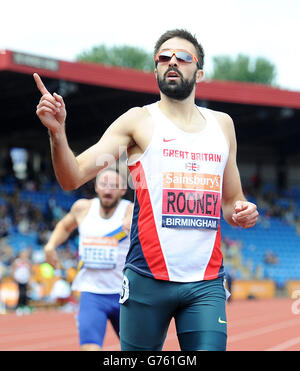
[163,172,221,191]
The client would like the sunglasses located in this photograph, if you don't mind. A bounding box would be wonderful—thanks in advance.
[155,49,200,68]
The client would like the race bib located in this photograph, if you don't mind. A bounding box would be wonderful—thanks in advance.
[162,172,221,230]
[81,237,119,270]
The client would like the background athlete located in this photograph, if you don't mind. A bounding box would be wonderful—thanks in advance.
[34,28,258,351]
[44,168,133,351]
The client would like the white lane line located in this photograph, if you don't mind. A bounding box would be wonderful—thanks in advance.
[265,336,300,351]
[229,318,300,343]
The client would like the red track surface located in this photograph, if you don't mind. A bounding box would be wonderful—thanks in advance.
[0,298,300,351]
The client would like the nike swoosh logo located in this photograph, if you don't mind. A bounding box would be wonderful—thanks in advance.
[218,317,227,324]
[163,138,176,142]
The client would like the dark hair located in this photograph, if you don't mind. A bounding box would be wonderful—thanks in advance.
[96,166,127,188]
[154,29,205,69]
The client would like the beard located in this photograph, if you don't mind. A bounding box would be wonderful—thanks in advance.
[100,196,119,211]
[157,67,197,101]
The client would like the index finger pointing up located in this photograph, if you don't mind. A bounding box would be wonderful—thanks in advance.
[33,73,49,95]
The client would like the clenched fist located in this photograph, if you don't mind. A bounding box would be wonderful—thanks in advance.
[232,200,259,229]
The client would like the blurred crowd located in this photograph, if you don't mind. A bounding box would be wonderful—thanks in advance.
[0,148,91,313]
[245,167,300,231]
[222,172,300,289]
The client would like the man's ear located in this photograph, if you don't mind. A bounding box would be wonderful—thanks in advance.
[196,69,204,83]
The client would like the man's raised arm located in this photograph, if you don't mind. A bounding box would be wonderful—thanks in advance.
[34,73,134,190]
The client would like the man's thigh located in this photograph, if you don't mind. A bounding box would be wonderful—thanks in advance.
[78,292,119,348]
[175,277,228,351]
[119,269,177,351]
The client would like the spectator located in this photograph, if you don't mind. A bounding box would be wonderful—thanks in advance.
[11,249,32,313]
[264,250,279,265]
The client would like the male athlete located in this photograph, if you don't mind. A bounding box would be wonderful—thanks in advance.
[34,29,258,351]
[44,168,133,351]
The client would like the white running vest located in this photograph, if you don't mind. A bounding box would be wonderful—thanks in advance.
[125,102,229,282]
[72,198,131,294]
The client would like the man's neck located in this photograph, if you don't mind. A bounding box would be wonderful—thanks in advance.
[158,93,198,126]
[100,201,120,219]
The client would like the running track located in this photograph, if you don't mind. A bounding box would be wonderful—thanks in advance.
[1,298,300,351]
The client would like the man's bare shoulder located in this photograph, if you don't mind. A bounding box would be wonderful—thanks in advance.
[117,106,151,127]
[206,108,234,128]
[70,198,92,216]
[115,106,153,149]
[205,108,236,147]
[205,108,235,136]
[125,106,151,118]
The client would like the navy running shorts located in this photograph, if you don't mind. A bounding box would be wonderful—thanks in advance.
[119,268,228,351]
[78,292,120,347]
